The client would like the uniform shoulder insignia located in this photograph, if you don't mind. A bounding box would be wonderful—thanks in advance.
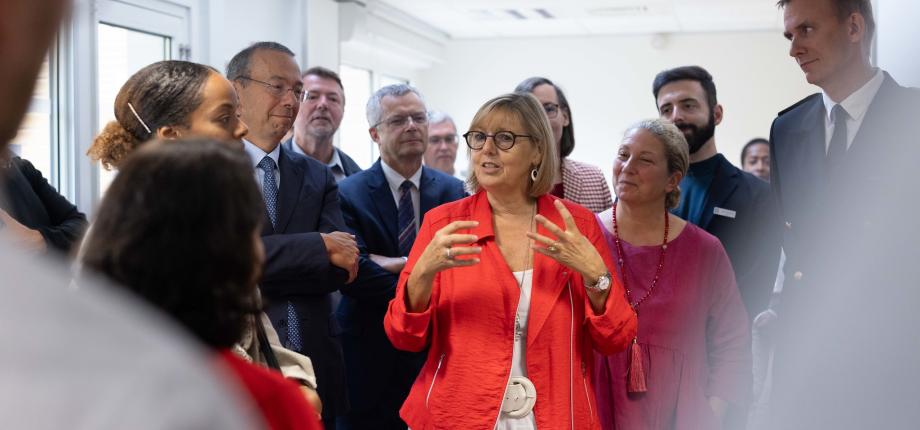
[777,93,821,117]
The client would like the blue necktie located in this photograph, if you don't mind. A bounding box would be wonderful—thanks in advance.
[257,156,301,351]
[398,180,416,257]
[257,156,278,229]
[285,302,302,352]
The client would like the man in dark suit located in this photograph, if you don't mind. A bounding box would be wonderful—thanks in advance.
[283,66,361,182]
[653,65,782,322]
[228,41,359,429]
[336,84,466,429]
[768,1,920,428]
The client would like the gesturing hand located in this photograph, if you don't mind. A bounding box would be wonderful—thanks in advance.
[406,220,481,312]
[321,231,358,283]
[526,200,607,283]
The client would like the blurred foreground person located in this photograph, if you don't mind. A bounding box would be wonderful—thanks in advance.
[594,119,751,430]
[0,0,259,428]
[769,0,920,428]
[82,139,323,430]
[385,93,636,429]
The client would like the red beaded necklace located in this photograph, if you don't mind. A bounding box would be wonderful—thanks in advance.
[612,200,669,310]
[611,199,670,393]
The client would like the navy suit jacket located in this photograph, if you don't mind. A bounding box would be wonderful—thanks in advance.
[335,160,466,412]
[768,72,920,428]
[676,153,781,319]
[258,144,350,415]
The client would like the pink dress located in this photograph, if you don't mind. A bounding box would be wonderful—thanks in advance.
[593,221,751,430]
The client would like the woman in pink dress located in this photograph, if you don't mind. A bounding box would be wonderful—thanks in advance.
[594,119,751,429]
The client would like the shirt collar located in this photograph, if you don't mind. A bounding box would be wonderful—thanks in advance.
[822,68,885,124]
[380,158,422,191]
[243,139,280,169]
[292,137,344,172]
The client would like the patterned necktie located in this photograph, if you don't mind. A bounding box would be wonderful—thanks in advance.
[285,302,302,352]
[827,104,849,174]
[257,156,278,229]
[398,180,416,257]
[256,156,299,350]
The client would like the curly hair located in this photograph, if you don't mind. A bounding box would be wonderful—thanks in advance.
[81,138,264,348]
[88,60,216,170]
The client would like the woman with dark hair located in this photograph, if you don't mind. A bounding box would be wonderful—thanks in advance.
[385,92,636,429]
[593,119,750,429]
[88,60,248,169]
[515,77,613,213]
[81,139,321,430]
[82,60,321,412]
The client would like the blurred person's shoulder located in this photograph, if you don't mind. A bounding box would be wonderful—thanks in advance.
[0,240,262,430]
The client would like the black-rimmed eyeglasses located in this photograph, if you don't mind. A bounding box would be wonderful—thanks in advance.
[463,131,532,151]
[237,76,305,102]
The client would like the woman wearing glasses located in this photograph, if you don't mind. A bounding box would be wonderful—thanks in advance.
[384,92,637,429]
[515,77,613,213]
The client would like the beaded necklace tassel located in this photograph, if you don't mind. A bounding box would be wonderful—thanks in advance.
[613,201,669,394]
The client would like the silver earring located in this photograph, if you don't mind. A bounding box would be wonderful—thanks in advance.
[530,168,538,181]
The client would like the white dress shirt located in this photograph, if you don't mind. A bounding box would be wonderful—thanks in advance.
[380,159,422,231]
[291,137,347,183]
[243,139,281,192]
[821,68,885,153]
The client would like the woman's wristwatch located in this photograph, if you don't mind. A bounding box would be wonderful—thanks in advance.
[584,272,611,292]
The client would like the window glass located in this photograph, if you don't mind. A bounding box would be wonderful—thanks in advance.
[10,57,54,182]
[96,23,171,195]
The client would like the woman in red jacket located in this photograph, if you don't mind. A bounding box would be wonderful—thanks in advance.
[384,93,637,429]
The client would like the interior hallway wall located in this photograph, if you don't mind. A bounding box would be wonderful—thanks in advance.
[876,0,920,87]
[415,31,815,183]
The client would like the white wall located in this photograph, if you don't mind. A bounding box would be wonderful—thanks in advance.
[415,32,816,183]
[876,0,920,87]
[203,0,306,71]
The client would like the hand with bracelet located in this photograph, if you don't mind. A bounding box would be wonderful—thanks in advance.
[526,199,611,314]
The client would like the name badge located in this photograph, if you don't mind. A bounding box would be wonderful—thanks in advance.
[713,207,736,219]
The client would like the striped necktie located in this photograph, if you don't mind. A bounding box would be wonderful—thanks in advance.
[397,180,416,257]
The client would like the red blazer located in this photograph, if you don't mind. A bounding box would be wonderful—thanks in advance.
[217,350,323,430]
[384,192,637,429]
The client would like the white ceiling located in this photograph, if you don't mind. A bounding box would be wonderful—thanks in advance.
[375,0,785,39]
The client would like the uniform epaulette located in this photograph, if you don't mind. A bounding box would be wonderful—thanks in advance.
[777,93,821,117]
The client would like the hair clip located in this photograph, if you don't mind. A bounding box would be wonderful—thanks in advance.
[127,102,152,134]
